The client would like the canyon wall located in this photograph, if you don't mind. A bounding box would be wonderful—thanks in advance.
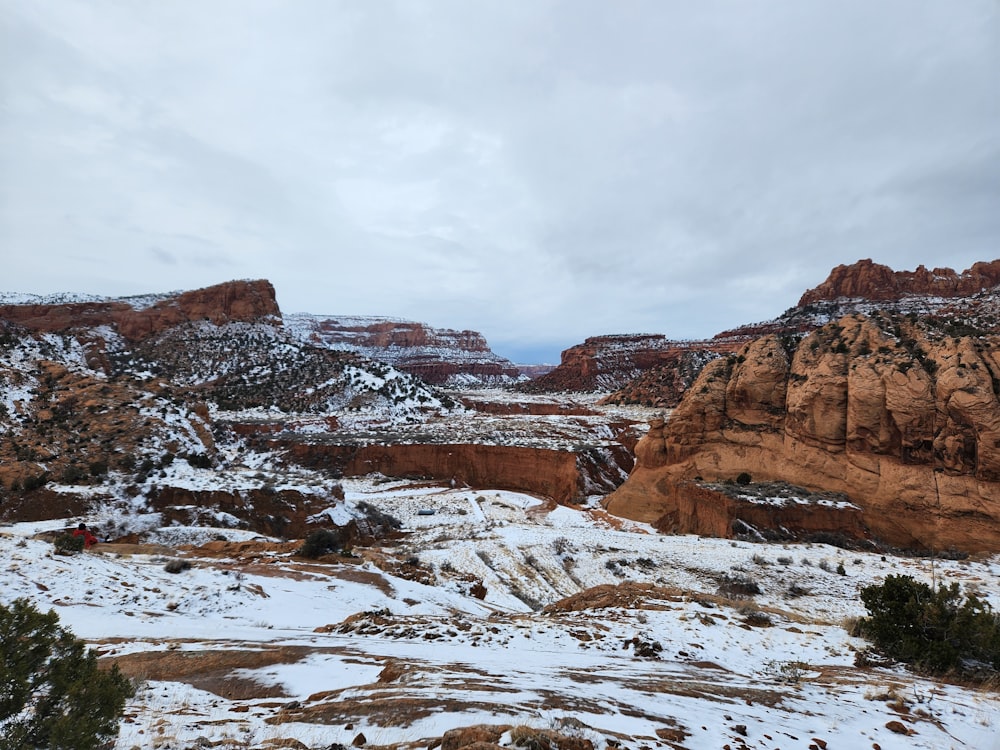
[0,280,280,341]
[280,441,631,504]
[799,259,1000,306]
[527,334,743,394]
[286,314,523,385]
[606,314,1000,552]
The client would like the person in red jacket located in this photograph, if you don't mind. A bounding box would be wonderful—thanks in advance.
[72,523,99,549]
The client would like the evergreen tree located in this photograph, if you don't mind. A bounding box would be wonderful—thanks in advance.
[859,574,1000,676]
[0,598,134,750]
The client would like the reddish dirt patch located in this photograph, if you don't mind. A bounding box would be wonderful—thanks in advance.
[106,646,315,699]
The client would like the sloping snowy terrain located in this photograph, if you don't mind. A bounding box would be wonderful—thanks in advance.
[3,477,998,750]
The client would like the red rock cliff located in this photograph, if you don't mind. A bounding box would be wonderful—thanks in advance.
[282,442,586,503]
[287,315,522,385]
[527,335,744,393]
[605,315,1000,552]
[799,259,1000,306]
[0,280,280,341]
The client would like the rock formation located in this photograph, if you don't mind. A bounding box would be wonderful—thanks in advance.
[275,439,633,503]
[598,258,1000,408]
[285,314,523,386]
[526,334,744,394]
[799,258,1000,306]
[0,279,280,341]
[605,312,1000,553]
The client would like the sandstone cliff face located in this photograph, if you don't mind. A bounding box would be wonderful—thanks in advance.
[278,441,633,504]
[0,280,280,342]
[527,335,743,395]
[606,314,1000,552]
[799,259,1000,306]
[116,279,281,340]
[285,314,522,386]
[599,258,1000,408]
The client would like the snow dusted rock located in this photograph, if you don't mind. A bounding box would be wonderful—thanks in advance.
[280,441,632,504]
[600,257,1000,409]
[526,334,743,396]
[799,258,1000,306]
[0,279,280,341]
[285,313,524,386]
[607,313,1000,552]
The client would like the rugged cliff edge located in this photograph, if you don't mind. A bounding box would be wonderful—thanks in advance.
[589,258,1000,408]
[524,334,744,395]
[605,312,1000,553]
[0,279,281,341]
[285,314,524,386]
[799,258,1000,306]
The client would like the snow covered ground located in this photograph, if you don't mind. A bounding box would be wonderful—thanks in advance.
[2,477,999,750]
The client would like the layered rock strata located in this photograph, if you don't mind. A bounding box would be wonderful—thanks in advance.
[285,314,522,385]
[799,259,1000,306]
[605,314,1000,552]
[280,441,634,504]
[0,280,280,341]
[526,335,744,394]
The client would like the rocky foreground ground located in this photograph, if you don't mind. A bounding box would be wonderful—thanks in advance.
[3,475,999,750]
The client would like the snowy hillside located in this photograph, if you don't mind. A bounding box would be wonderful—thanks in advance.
[3,478,998,750]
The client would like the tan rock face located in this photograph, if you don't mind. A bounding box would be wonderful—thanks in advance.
[725,335,789,428]
[606,314,1000,552]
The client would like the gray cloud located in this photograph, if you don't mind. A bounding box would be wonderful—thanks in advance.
[2,0,998,361]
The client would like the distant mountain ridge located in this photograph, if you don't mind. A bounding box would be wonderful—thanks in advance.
[0,279,282,341]
[285,313,524,386]
[0,280,523,388]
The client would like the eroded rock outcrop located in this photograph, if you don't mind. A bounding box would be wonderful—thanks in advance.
[0,280,280,341]
[527,334,743,395]
[285,314,523,386]
[605,258,1000,408]
[279,441,633,503]
[606,314,1000,552]
[799,259,1000,306]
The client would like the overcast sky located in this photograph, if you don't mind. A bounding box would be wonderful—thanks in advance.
[2,1,998,363]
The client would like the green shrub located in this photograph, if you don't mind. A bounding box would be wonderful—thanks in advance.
[22,472,50,492]
[0,598,134,749]
[184,453,212,469]
[716,571,761,598]
[298,527,348,559]
[735,472,752,486]
[857,574,1000,676]
[53,534,85,555]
